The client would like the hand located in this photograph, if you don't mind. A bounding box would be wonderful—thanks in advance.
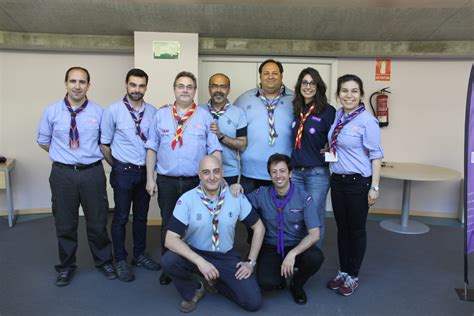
[235,261,254,280]
[197,259,220,281]
[230,183,244,197]
[210,122,222,138]
[281,252,296,278]
[368,189,379,206]
[146,179,157,196]
[319,143,329,154]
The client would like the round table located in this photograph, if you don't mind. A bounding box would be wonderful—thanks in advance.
[379,162,461,234]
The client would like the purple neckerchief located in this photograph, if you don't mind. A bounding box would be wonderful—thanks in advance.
[270,182,295,258]
[123,95,147,142]
[64,94,88,149]
[329,104,365,154]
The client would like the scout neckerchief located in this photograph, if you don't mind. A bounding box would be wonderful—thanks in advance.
[196,182,227,252]
[294,101,317,150]
[207,99,231,120]
[270,181,295,258]
[171,102,196,150]
[123,95,147,142]
[258,85,285,146]
[329,104,365,155]
[64,94,88,149]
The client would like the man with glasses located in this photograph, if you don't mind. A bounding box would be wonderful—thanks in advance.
[146,71,222,285]
[100,68,160,282]
[234,59,294,194]
[202,73,248,185]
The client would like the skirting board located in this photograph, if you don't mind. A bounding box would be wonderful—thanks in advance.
[0,207,459,224]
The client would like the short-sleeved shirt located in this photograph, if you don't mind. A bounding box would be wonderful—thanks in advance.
[200,103,248,177]
[234,86,294,180]
[100,100,157,165]
[247,184,320,247]
[291,104,336,168]
[37,98,103,164]
[145,105,222,177]
[172,187,253,253]
[328,108,384,177]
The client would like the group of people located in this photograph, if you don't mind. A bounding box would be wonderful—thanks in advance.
[37,58,383,312]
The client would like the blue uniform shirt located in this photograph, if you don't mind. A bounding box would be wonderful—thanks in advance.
[291,104,336,168]
[328,108,384,177]
[234,86,294,180]
[173,187,252,253]
[37,98,103,164]
[200,103,248,177]
[100,100,157,165]
[247,184,320,247]
[145,105,222,177]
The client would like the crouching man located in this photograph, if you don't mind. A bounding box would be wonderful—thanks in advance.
[161,155,265,313]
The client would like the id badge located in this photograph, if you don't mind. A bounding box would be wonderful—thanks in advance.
[325,152,338,162]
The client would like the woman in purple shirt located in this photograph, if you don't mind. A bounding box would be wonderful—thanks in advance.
[326,74,383,296]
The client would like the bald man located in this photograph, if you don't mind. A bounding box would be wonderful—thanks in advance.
[161,155,264,313]
[201,73,248,185]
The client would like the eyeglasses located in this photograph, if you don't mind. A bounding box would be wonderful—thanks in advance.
[209,84,229,90]
[175,84,195,91]
[301,81,317,88]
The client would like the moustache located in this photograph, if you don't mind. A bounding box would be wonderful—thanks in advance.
[212,92,225,98]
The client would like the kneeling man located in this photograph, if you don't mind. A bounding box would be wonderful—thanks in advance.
[161,155,265,313]
[246,153,324,304]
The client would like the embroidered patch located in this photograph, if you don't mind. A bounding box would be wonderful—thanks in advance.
[294,224,300,230]
[311,116,321,122]
[196,213,202,221]
[228,212,233,218]
[89,117,98,124]
[176,199,182,205]
[247,105,252,110]
[160,128,169,133]
[306,196,312,202]
[227,119,231,125]
[289,208,303,213]
[309,127,316,134]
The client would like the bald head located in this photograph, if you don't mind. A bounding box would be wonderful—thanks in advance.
[199,155,222,171]
[199,155,223,195]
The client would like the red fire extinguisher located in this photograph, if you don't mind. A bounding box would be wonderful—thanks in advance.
[369,87,391,127]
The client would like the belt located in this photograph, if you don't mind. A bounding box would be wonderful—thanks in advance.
[113,160,146,170]
[332,173,370,180]
[294,166,326,171]
[158,174,198,180]
[53,160,102,170]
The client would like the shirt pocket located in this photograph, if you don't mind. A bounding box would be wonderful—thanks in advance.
[338,126,363,148]
[81,118,100,142]
[52,123,70,143]
[287,209,304,224]
[186,125,207,157]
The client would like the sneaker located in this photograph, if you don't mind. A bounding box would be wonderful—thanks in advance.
[132,253,161,271]
[99,263,117,280]
[55,270,74,286]
[115,260,135,282]
[338,275,359,296]
[180,282,206,313]
[327,271,348,290]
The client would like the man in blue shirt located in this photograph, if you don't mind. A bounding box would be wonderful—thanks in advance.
[246,153,324,305]
[37,67,116,286]
[145,71,222,285]
[201,73,248,184]
[100,68,160,282]
[161,155,264,313]
[234,59,294,193]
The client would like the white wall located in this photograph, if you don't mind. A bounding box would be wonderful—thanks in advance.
[0,50,471,219]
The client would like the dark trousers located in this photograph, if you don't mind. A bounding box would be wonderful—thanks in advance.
[161,248,262,312]
[257,243,324,290]
[110,162,150,262]
[240,175,272,195]
[224,175,239,185]
[330,173,371,277]
[156,174,199,255]
[49,162,113,272]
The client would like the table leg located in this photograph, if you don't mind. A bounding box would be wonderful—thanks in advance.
[6,170,16,228]
[380,180,430,234]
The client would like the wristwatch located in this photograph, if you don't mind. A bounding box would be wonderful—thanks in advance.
[370,185,379,192]
[246,259,257,267]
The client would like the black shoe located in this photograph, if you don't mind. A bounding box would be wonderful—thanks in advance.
[99,263,117,280]
[159,272,172,285]
[115,260,135,282]
[132,253,161,271]
[277,278,287,290]
[55,270,74,286]
[290,281,307,305]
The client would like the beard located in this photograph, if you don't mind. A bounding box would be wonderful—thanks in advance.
[127,92,144,102]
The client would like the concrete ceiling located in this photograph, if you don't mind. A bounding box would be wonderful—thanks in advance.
[0,0,472,41]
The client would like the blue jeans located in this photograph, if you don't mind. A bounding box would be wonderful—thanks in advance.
[291,166,330,247]
[110,162,150,262]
